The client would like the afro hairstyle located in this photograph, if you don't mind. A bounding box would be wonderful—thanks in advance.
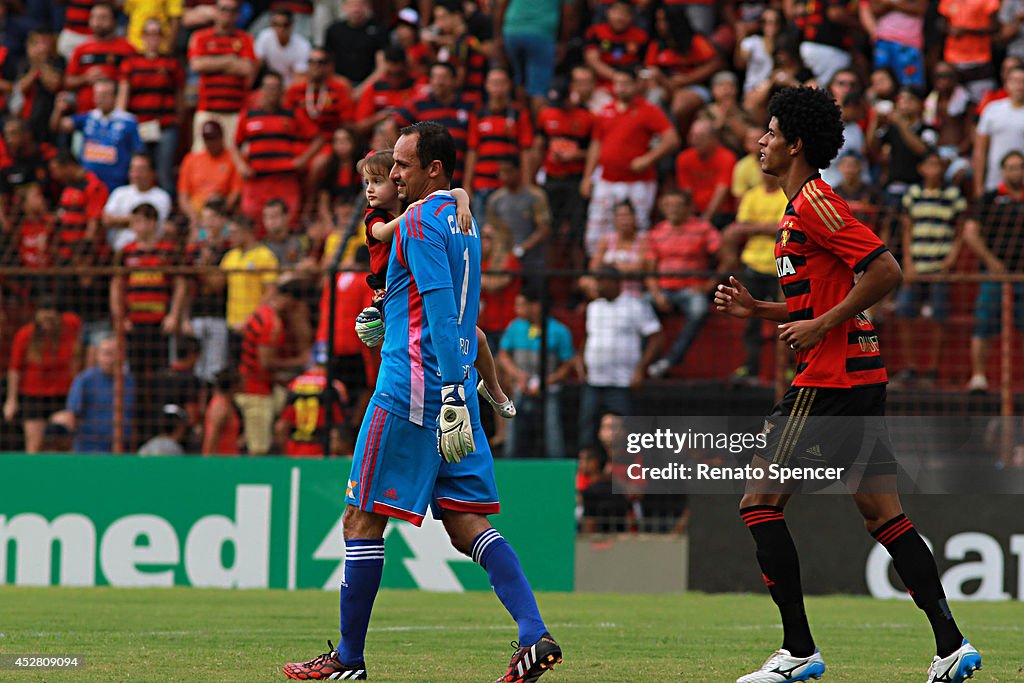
[767,86,845,170]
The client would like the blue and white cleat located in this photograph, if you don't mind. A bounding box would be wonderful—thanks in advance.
[926,639,982,683]
[736,648,826,683]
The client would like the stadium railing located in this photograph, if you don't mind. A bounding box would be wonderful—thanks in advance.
[0,261,1019,463]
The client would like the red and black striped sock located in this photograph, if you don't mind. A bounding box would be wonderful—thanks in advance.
[872,514,963,656]
[740,505,815,658]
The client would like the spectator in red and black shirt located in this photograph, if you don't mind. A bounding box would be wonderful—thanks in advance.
[0,119,54,232]
[536,77,595,261]
[187,0,256,152]
[353,47,424,136]
[111,202,187,439]
[111,204,186,366]
[393,62,476,186]
[48,150,109,267]
[275,364,347,457]
[233,70,322,231]
[5,298,82,453]
[431,0,489,109]
[464,66,534,211]
[65,3,137,115]
[117,19,184,194]
[584,0,650,87]
[14,31,65,145]
[48,151,111,326]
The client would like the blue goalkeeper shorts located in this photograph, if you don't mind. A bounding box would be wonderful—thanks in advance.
[345,402,500,526]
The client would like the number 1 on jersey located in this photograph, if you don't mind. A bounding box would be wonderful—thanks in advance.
[457,247,469,325]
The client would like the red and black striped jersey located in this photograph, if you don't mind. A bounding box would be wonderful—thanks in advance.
[437,34,487,108]
[584,23,650,83]
[55,172,108,263]
[117,240,179,324]
[240,303,285,395]
[188,28,256,113]
[536,104,595,178]
[354,75,423,123]
[393,94,476,185]
[284,76,355,142]
[279,366,346,457]
[64,0,99,34]
[119,54,184,127]
[68,38,138,113]
[775,175,889,388]
[364,207,394,293]
[235,106,318,177]
[468,103,534,192]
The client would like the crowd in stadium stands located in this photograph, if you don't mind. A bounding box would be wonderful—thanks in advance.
[2,0,1024,491]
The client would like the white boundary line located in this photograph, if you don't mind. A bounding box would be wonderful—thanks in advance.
[287,467,300,591]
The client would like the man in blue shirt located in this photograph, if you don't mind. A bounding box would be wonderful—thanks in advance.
[59,336,135,453]
[498,289,576,459]
[284,122,562,683]
[56,78,143,191]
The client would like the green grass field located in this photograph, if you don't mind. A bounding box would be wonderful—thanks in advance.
[1,587,1020,682]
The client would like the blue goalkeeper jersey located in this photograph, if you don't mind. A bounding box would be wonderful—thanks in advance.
[371,190,481,426]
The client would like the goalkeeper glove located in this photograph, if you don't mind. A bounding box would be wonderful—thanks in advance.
[437,382,474,463]
[355,306,384,347]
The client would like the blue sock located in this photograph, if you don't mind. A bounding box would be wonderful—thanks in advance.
[338,538,384,665]
[472,528,547,645]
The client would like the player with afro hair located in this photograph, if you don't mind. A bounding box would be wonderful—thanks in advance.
[714,86,983,683]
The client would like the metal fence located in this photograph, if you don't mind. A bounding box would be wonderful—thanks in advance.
[1,262,1020,463]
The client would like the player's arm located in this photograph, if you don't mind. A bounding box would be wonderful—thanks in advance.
[715,276,791,322]
[779,250,902,351]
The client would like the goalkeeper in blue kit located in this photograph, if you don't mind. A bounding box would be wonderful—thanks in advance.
[283,122,562,683]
